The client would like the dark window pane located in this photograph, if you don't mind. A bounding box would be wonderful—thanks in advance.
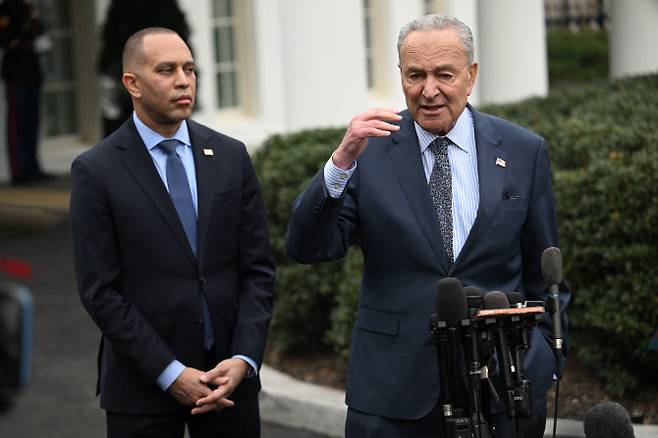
[60,89,77,134]
[213,0,231,18]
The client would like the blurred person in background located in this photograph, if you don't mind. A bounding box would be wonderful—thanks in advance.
[0,0,52,184]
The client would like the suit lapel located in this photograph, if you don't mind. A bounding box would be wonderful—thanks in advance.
[189,122,215,266]
[116,119,197,267]
[388,113,452,273]
[454,108,506,268]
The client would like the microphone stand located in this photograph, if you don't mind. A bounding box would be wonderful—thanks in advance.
[428,314,472,438]
[461,318,492,438]
[547,293,563,438]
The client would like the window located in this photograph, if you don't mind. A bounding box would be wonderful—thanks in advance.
[211,0,240,109]
[37,0,77,136]
[363,0,374,89]
[424,0,443,15]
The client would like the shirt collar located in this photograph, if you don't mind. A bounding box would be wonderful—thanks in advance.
[414,106,474,154]
[132,112,192,151]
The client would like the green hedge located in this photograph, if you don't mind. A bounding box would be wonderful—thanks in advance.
[547,28,608,86]
[253,74,658,395]
[482,74,658,395]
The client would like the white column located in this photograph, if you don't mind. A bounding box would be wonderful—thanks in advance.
[609,0,658,78]
[477,0,548,105]
[442,0,479,105]
[276,0,368,131]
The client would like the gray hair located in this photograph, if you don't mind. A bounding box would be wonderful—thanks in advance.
[397,14,475,65]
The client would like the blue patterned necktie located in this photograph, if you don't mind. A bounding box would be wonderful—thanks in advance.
[158,139,214,349]
[429,137,454,262]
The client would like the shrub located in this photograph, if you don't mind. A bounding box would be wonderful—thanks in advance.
[253,74,658,395]
[252,128,355,353]
[546,28,608,86]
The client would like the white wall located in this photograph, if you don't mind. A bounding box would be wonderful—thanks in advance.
[276,0,368,131]
[609,0,658,78]
[367,0,423,110]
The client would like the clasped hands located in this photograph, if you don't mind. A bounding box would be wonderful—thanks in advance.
[167,358,249,414]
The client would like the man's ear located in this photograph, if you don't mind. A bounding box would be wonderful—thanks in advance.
[466,62,478,96]
[121,72,141,98]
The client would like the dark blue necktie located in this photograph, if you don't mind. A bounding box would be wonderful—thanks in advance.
[159,139,214,350]
[429,137,454,262]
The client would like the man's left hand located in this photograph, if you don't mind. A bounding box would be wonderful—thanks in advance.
[191,358,250,414]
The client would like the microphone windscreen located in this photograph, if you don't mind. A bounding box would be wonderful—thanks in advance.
[464,286,483,298]
[505,292,523,307]
[541,247,563,285]
[583,402,635,438]
[435,277,467,327]
[482,291,509,310]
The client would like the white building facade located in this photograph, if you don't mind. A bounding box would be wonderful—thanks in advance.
[0,0,655,183]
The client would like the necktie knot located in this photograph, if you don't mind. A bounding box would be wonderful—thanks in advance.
[158,139,180,156]
[429,137,450,156]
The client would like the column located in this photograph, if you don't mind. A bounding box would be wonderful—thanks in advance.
[477,0,548,105]
[609,0,658,78]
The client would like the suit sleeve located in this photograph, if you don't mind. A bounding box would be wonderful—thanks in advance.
[520,140,570,353]
[285,166,359,264]
[70,157,176,383]
[229,146,275,366]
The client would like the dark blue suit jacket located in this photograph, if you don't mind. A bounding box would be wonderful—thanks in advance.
[70,118,275,414]
[286,107,570,419]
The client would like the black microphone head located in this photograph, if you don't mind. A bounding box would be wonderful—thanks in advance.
[541,247,563,285]
[435,277,467,327]
[464,286,483,310]
[584,402,635,438]
[505,292,523,307]
[482,291,510,310]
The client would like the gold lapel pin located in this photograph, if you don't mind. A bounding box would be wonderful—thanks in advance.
[203,148,214,156]
[496,157,506,168]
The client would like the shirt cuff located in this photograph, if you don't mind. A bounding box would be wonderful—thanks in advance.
[232,355,258,377]
[324,154,356,198]
[156,359,185,391]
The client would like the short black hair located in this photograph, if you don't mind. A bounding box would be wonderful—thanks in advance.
[122,27,178,72]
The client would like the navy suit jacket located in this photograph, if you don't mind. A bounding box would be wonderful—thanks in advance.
[70,118,275,414]
[286,107,570,419]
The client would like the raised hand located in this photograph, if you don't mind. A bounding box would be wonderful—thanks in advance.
[331,108,401,169]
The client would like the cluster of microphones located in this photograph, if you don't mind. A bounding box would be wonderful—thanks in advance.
[427,247,564,438]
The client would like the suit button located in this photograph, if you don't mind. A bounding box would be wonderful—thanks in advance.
[194,318,203,329]
[199,276,207,289]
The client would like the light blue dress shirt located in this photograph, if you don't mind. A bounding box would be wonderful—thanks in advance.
[324,107,480,260]
[132,113,257,391]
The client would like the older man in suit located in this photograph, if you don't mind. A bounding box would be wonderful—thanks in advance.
[70,28,274,438]
[286,14,569,438]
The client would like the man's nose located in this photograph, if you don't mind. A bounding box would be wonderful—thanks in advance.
[422,78,440,99]
[174,68,190,87]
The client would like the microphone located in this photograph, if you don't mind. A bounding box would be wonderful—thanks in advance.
[505,292,523,308]
[541,247,564,373]
[431,277,471,437]
[583,402,635,438]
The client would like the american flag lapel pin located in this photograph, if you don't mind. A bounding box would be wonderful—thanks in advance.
[203,148,214,156]
[496,157,506,168]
